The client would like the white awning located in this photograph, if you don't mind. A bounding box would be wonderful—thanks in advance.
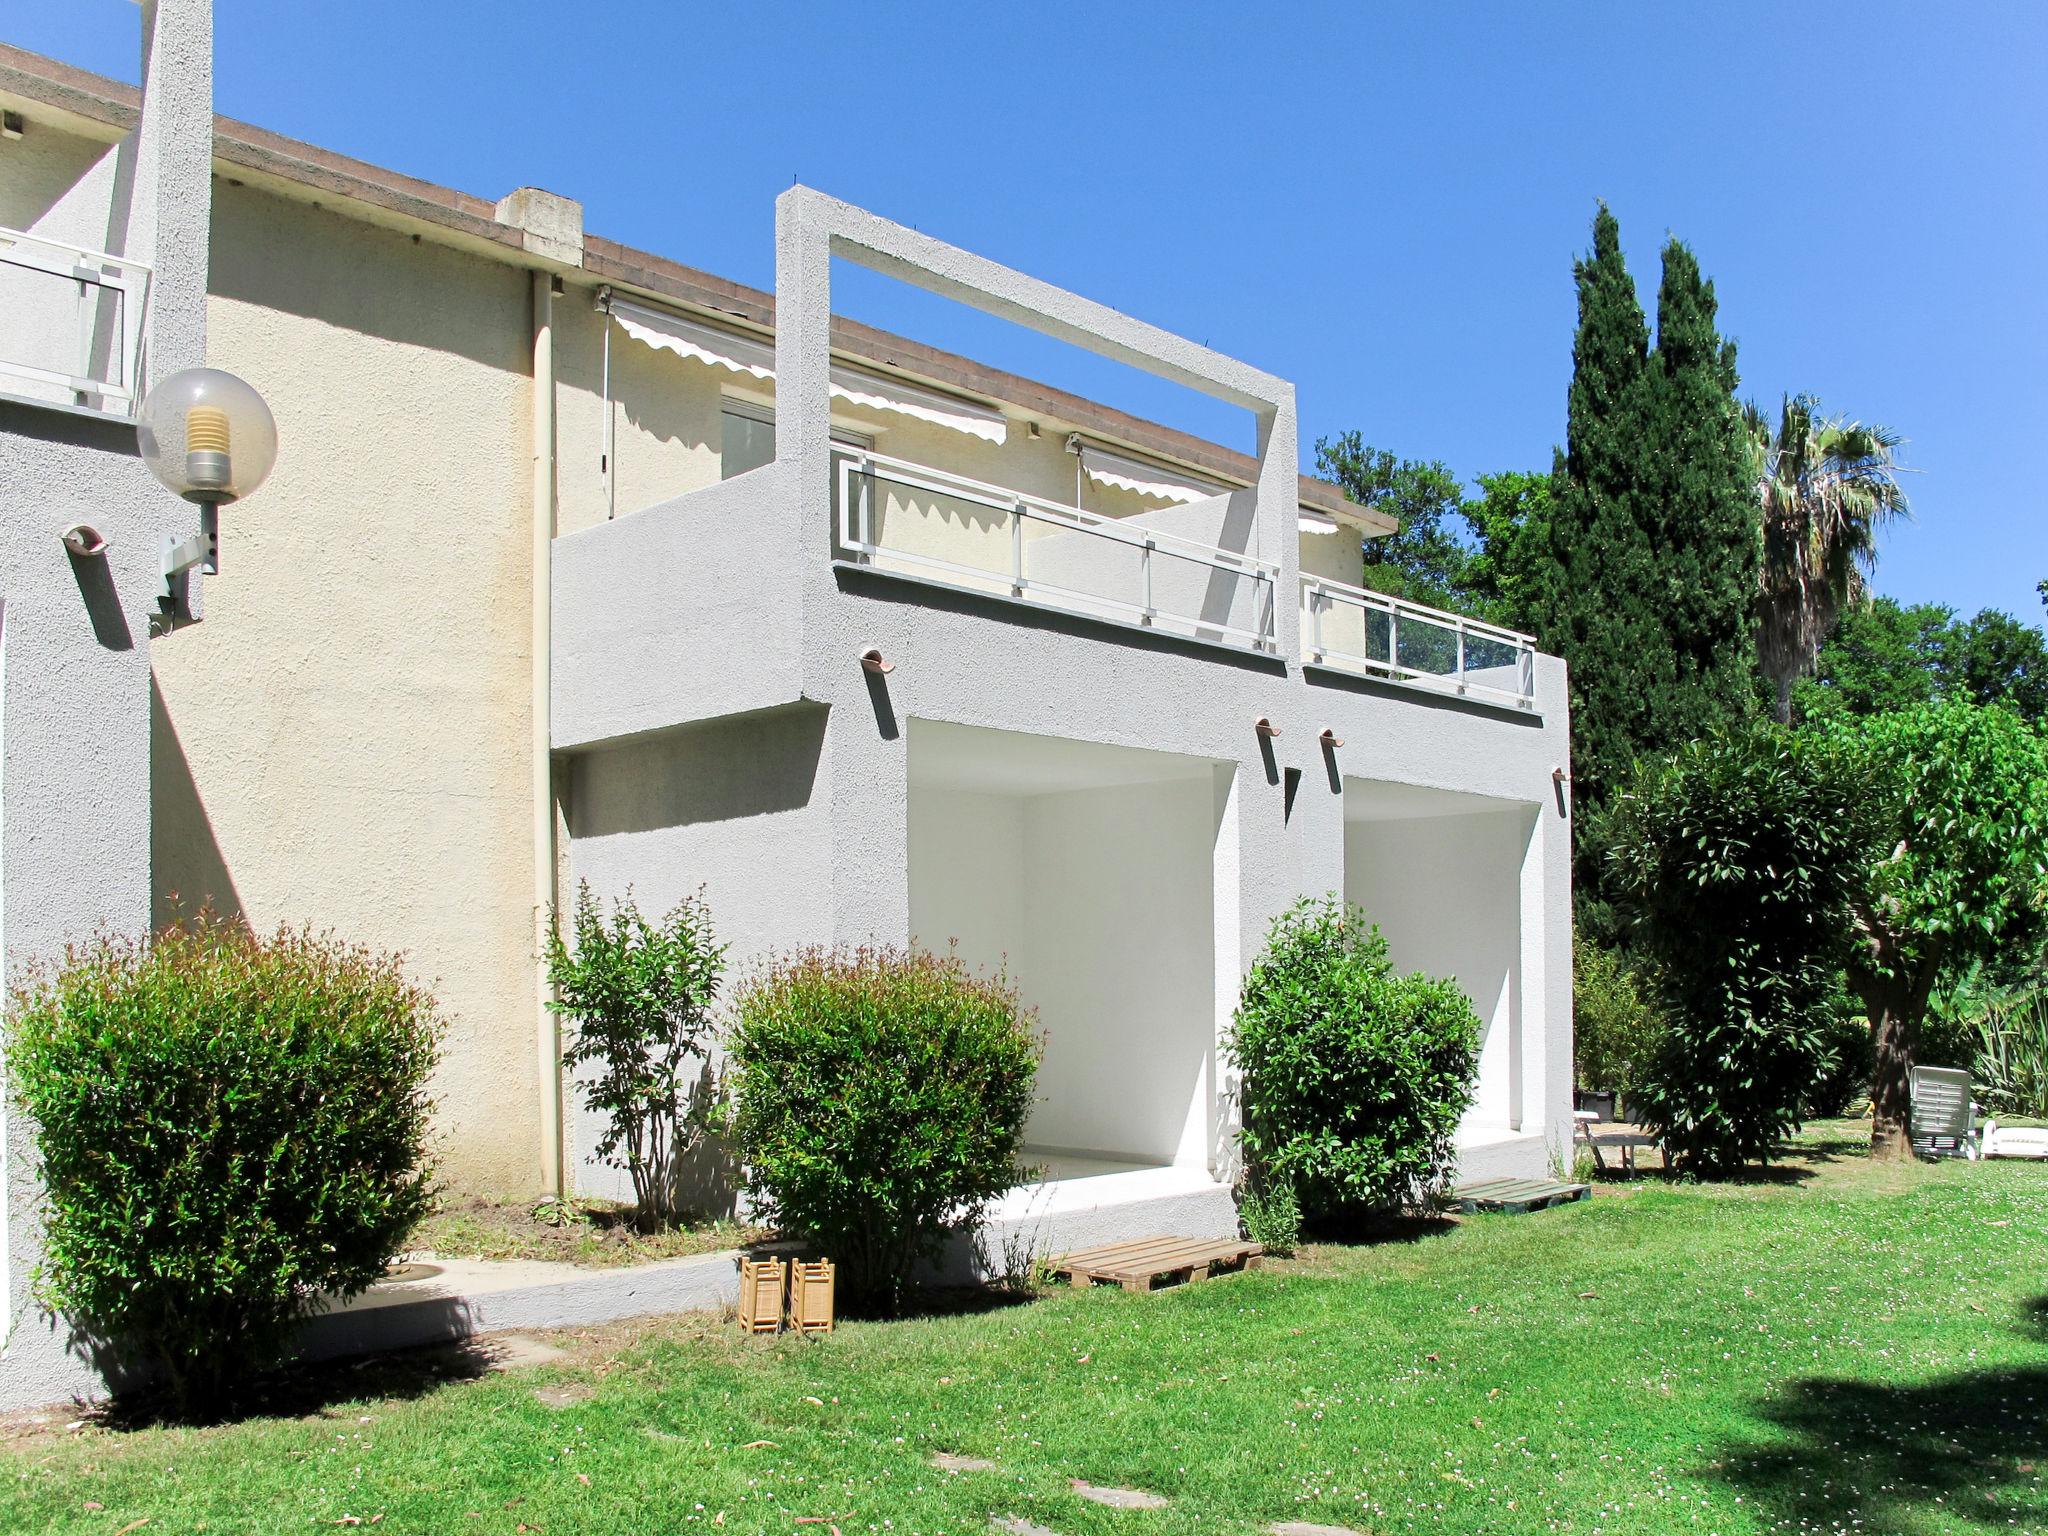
[1079,444,1228,505]
[1298,509,1345,535]
[829,365,1007,443]
[612,299,776,380]
[609,298,1007,444]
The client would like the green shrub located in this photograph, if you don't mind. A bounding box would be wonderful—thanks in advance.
[1803,999,1874,1118]
[1974,989,2048,1119]
[1571,935,1662,1104]
[1236,1174,1303,1256]
[545,883,725,1231]
[6,917,440,1416]
[1226,897,1480,1220]
[725,946,1040,1311]
[1605,726,1876,1174]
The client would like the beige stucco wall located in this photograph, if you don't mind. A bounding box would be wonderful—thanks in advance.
[0,117,109,231]
[151,181,542,1192]
[132,167,1366,1197]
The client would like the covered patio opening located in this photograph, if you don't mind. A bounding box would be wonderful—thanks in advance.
[907,721,1233,1190]
[1342,779,1539,1144]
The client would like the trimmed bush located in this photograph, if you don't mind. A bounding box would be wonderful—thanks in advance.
[725,946,1040,1311]
[1571,935,1662,1108]
[545,882,725,1231]
[1227,897,1480,1219]
[6,917,440,1416]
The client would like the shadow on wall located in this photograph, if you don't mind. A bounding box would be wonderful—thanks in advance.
[150,671,244,928]
[564,704,826,841]
[1714,1295,2048,1533]
[209,184,527,373]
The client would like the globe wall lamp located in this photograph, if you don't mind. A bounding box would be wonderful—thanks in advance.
[139,367,278,609]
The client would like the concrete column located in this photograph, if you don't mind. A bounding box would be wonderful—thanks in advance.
[132,0,212,381]
[1255,390,1301,664]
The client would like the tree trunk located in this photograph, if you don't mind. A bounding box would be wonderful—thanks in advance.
[1771,673,1794,727]
[1865,981,1917,1160]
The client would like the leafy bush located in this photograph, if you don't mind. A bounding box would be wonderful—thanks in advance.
[1803,1000,1874,1119]
[1571,935,1662,1105]
[1605,726,1876,1175]
[1227,897,1480,1219]
[725,946,1040,1311]
[546,883,725,1231]
[6,917,440,1416]
[1974,989,2048,1119]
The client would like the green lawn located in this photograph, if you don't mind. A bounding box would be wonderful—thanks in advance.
[6,1124,2044,1536]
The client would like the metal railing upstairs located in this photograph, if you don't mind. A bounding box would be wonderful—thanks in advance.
[0,226,152,417]
[836,447,1278,654]
[1301,572,1537,707]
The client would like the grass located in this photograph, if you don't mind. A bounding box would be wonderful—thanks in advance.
[4,1122,2043,1535]
[410,1197,763,1269]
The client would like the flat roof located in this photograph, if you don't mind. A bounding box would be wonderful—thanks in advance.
[0,42,1393,535]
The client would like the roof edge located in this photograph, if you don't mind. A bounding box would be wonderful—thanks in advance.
[0,43,1393,535]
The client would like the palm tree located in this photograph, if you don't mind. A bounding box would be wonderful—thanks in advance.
[1747,395,1912,724]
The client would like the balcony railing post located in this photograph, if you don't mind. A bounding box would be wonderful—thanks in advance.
[1141,537,1155,624]
[1011,500,1025,596]
[1456,621,1467,693]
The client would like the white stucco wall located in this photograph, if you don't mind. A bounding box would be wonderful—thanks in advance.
[908,762,1218,1169]
[1,0,215,1412]
[1345,801,1537,1135]
[560,704,834,1204]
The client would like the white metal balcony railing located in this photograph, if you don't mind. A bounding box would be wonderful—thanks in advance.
[836,447,1278,653]
[1302,573,1537,706]
[0,226,152,416]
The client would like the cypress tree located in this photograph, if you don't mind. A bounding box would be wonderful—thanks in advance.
[1533,209,1759,830]
[1640,239,1763,747]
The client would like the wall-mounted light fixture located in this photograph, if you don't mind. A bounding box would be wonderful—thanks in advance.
[1319,728,1344,748]
[139,367,278,609]
[860,647,895,675]
[59,523,108,558]
[1254,716,1281,739]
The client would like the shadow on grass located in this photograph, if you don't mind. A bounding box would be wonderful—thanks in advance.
[1307,1211,1460,1246]
[86,1335,507,1432]
[1714,1298,2048,1533]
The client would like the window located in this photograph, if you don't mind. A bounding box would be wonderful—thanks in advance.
[719,397,872,480]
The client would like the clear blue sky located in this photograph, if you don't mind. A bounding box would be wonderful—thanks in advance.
[11,0,2044,625]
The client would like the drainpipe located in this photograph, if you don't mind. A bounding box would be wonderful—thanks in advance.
[529,269,564,1198]
[496,188,582,1200]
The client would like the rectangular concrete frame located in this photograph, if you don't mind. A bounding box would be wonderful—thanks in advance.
[772,185,1304,659]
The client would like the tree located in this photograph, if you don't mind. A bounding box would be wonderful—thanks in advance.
[1795,598,2048,725]
[545,883,726,1230]
[1311,438,1472,611]
[1943,607,2048,721]
[1604,726,1875,1175]
[1310,441,1550,633]
[1748,395,1911,723]
[1794,597,1948,721]
[1528,208,1760,819]
[1820,701,2048,1158]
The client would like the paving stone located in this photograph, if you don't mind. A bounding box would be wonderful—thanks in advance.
[446,1333,569,1373]
[532,1383,593,1409]
[1269,1523,1369,1536]
[931,1451,998,1473]
[1069,1480,1169,1510]
[990,1518,1060,1536]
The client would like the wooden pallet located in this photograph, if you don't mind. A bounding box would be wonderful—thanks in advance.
[1052,1236,1263,1293]
[1454,1176,1590,1215]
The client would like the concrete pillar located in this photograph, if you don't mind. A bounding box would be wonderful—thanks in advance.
[133,0,212,381]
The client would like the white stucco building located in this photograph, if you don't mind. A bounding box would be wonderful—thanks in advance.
[0,3,1572,1406]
